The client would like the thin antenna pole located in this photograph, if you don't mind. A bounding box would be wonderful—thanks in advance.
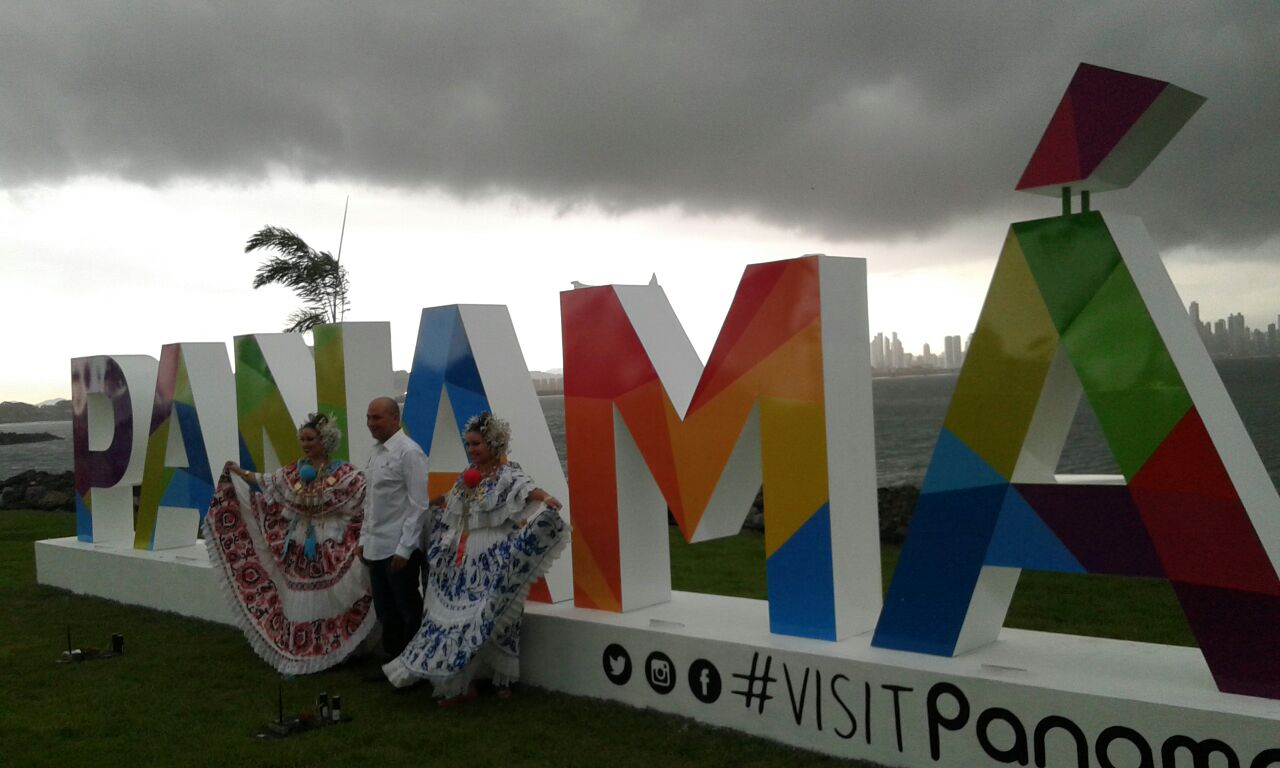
[335,196,350,322]
[336,195,349,266]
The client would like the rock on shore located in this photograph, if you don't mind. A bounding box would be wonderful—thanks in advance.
[0,431,61,445]
[0,470,75,511]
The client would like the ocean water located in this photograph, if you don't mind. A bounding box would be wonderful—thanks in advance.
[0,421,73,477]
[6,357,1280,490]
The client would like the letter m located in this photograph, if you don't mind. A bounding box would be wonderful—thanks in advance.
[561,255,880,640]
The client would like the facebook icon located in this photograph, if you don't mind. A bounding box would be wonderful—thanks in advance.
[687,658,722,704]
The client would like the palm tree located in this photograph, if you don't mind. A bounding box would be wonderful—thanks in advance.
[246,226,351,333]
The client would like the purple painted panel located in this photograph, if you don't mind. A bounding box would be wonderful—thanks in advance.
[70,356,135,496]
[1173,581,1280,700]
[1014,483,1165,578]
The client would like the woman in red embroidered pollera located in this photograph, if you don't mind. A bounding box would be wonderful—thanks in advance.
[208,412,374,674]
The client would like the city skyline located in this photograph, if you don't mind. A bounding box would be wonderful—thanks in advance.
[872,300,1280,372]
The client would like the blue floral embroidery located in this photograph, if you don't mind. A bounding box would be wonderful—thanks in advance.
[395,464,566,686]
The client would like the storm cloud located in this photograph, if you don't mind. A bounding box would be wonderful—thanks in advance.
[2,1,1276,252]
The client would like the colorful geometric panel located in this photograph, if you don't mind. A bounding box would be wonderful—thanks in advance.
[403,306,490,449]
[985,485,1085,573]
[71,356,135,502]
[941,231,1060,478]
[402,304,572,603]
[766,503,836,640]
[70,354,156,544]
[135,346,213,549]
[1017,63,1205,195]
[873,207,1280,700]
[562,255,879,639]
[313,325,350,459]
[133,342,237,551]
[312,322,393,469]
[873,477,1010,655]
[1016,211,1191,472]
[1013,484,1164,577]
[1129,408,1280,595]
[234,334,314,473]
[1172,582,1280,700]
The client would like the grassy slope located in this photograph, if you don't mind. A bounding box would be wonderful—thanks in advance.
[2,511,1193,767]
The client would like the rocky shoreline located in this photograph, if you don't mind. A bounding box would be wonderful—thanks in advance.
[0,431,61,446]
[1,470,75,511]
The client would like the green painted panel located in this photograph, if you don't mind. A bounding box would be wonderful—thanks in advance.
[313,325,350,461]
[235,336,302,472]
[1084,388,1191,478]
[1015,212,1121,335]
[1061,262,1190,476]
[944,230,1060,478]
[1061,262,1187,393]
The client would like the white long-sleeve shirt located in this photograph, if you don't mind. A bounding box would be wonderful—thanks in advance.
[360,429,430,560]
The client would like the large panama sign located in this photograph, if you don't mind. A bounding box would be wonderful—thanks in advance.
[47,65,1280,765]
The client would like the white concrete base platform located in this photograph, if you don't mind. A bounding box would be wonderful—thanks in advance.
[35,538,1280,767]
[35,536,232,625]
[522,593,1280,767]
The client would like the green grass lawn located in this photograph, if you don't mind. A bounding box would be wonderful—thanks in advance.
[2,510,1193,767]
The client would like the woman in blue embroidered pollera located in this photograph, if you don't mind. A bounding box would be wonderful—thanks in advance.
[382,411,568,705]
[208,412,374,675]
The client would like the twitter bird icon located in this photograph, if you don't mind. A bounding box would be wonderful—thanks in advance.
[603,643,632,685]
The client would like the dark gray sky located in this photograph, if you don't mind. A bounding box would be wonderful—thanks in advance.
[3,1,1276,254]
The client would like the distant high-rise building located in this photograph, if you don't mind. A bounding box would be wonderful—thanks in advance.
[871,333,886,368]
[1189,301,1200,327]
[943,335,962,369]
[890,332,904,370]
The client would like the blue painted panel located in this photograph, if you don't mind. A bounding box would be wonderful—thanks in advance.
[158,470,214,513]
[404,305,493,453]
[766,503,836,640]
[174,401,211,485]
[872,481,1008,655]
[403,307,459,449]
[75,494,92,541]
[921,428,1009,495]
[986,485,1085,572]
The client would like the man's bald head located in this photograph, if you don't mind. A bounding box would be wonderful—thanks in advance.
[366,397,402,443]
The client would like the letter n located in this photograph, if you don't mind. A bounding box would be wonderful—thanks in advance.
[871,211,1280,699]
[562,255,880,640]
[234,323,391,472]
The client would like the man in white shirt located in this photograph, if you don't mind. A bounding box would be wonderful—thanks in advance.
[359,396,430,657]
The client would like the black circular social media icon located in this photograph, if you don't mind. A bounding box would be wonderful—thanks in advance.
[603,643,632,685]
[645,651,677,695]
[687,658,721,703]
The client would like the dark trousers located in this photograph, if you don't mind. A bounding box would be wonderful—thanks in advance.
[366,551,424,657]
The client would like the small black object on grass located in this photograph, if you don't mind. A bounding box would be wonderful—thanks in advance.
[57,627,125,664]
[255,680,352,740]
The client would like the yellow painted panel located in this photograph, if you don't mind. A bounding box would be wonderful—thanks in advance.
[760,400,828,557]
[944,230,1060,478]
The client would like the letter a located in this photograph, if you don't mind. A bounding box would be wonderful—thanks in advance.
[874,64,1280,699]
